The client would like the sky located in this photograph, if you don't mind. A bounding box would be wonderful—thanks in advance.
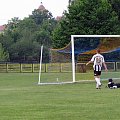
[0,0,69,25]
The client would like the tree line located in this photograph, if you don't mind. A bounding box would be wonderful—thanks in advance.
[0,9,57,62]
[0,0,120,62]
[52,0,120,48]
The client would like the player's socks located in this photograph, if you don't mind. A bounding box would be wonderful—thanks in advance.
[95,77,101,89]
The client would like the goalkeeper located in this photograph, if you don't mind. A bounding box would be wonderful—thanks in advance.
[108,78,120,89]
[86,49,108,89]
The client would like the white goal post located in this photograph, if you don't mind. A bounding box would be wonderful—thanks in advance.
[38,35,120,85]
[38,45,43,84]
[71,35,120,83]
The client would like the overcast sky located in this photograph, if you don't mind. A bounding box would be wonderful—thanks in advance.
[0,0,69,25]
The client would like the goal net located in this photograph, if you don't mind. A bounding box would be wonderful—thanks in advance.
[38,35,120,85]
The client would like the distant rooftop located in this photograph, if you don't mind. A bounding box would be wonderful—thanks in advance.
[38,2,46,11]
[38,2,62,21]
[0,25,5,32]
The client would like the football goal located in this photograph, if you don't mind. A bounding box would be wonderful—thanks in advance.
[38,35,120,85]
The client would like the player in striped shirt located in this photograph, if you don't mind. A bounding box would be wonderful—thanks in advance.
[86,49,108,89]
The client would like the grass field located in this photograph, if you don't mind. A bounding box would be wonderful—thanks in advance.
[0,73,120,120]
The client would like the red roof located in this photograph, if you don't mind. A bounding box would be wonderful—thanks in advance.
[0,25,5,31]
[38,2,46,11]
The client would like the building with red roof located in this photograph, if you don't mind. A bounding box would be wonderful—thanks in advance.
[0,25,6,33]
[38,2,46,11]
[38,2,62,21]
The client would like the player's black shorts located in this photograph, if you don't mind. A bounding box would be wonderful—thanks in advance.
[94,70,101,76]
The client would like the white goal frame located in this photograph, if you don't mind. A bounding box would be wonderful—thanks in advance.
[71,35,120,82]
[38,35,120,85]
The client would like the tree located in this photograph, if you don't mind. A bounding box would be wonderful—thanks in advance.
[0,43,9,61]
[29,9,53,25]
[0,8,58,62]
[108,0,120,20]
[52,0,120,48]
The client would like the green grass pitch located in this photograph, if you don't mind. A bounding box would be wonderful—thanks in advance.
[0,73,120,120]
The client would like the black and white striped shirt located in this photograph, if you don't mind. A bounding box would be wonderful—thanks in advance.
[91,53,105,71]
